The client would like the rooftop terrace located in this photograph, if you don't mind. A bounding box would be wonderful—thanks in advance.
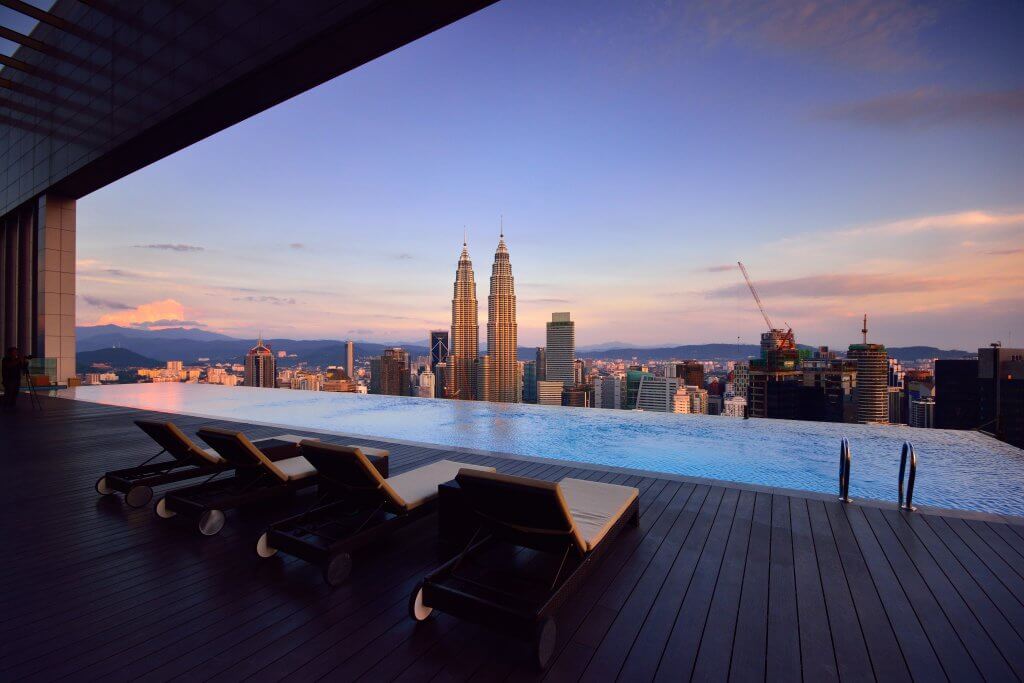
[4,396,1024,680]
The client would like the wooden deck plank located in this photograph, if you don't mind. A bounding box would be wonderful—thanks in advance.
[788,496,839,681]
[728,491,772,683]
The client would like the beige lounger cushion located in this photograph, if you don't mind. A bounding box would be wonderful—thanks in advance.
[387,460,496,511]
[273,456,318,481]
[559,478,639,552]
[160,422,225,465]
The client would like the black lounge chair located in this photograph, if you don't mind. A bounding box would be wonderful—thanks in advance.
[155,427,320,536]
[409,469,640,669]
[257,440,495,586]
[95,420,228,508]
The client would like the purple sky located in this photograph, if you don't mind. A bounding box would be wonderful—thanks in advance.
[46,0,1024,349]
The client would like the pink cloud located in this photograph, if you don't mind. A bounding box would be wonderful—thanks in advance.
[97,299,190,328]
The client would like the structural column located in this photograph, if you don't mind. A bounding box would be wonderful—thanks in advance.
[36,195,77,384]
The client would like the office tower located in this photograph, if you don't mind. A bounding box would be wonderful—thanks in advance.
[417,366,435,399]
[522,360,538,403]
[430,331,449,373]
[536,380,564,406]
[847,317,888,424]
[371,347,409,396]
[167,360,183,373]
[888,358,907,424]
[636,376,681,412]
[624,366,652,410]
[545,312,575,387]
[535,347,547,381]
[909,398,935,428]
[345,340,355,382]
[934,359,980,429]
[449,239,479,400]
[687,385,710,414]
[244,335,276,388]
[481,232,518,403]
[978,344,1024,448]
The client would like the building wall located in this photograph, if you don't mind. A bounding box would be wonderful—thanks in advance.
[545,313,575,387]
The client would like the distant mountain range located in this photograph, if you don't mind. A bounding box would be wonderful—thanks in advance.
[74,325,974,367]
[77,347,162,372]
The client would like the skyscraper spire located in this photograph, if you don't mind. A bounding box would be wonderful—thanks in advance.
[862,313,868,344]
[500,214,504,240]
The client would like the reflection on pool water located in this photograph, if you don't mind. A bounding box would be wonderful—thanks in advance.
[61,383,1024,516]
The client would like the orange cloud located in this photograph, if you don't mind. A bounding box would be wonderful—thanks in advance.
[97,299,188,328]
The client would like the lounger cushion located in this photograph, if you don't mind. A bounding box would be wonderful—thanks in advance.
[387,460,496,510]
[199,447,225,465]
[559,478,639,552]
[274,456,318,481]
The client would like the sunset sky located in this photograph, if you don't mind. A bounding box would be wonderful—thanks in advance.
[64,0,1023,349]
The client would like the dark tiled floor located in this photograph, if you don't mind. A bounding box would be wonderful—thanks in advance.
[2,397,1023,681]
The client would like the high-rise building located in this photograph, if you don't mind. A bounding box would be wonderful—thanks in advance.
[672,361,704,389]
[573,359,586,386]
[522,360,538,403]
[244,336,277,388]
[934,359,980,429]
[909,397,935,428]
[545,312,575,387]
[371,347,409,396]
[624,366,652,409]
[430,331,449,373]
[635,376,681,412]
[978,344,1024,448]
[344,340,355,384]
[433,362,448,401]
[562,385,590,407]
[847,317,888,424]
[535,347,546,381]
[799,357,857,423]
[723,395,748,417]
[480,233,518,403]
[416,366,435,399]
[449,238,479,400]
[536,380,564,406]
[593,375,622,409]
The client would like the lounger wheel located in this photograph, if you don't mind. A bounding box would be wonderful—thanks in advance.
[199,509,226,536]
[95,476,114,496]
[323,553,352,587]
[408,581,434,622]
[155,497,176,518]
[125,484,154,509]
[256,532,277,558]
[533,617,557,670]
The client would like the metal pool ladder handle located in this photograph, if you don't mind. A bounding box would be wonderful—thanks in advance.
[899,442,917,512]
[838,438,852,503]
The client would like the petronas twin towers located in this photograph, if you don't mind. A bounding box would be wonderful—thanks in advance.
[449,228,519,403]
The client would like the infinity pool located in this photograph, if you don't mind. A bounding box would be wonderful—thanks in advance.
[62,384,1024,516]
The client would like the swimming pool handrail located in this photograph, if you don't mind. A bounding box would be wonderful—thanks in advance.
[899,442,917,512]
[838,438,852,503]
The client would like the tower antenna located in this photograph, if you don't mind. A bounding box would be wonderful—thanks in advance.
[862,314,868,344]
[500,214,504,239]
[463,226,467,246]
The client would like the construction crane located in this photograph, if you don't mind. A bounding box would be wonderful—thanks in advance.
[737,261,774,331]
[737,261,795,349]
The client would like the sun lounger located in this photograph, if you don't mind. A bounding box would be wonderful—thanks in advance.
[95,420,229,508]
[409,469,640,669]
[154,427,321,536]
[257,440,495,586]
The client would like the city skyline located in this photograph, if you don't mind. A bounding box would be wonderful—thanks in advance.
[65,0,1023,349]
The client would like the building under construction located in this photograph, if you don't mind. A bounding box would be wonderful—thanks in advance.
[738,262,804,419]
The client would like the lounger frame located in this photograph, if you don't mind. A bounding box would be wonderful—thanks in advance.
[422,496,638,635]
[158,428,318,535]
[96,421,225,508]
[265,490,434,584]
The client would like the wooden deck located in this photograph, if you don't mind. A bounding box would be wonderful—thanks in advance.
[2,397,1024,681]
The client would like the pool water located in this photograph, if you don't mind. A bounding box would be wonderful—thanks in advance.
[62,383,1024,516]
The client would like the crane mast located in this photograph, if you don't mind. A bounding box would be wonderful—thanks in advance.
[737,261,773,331]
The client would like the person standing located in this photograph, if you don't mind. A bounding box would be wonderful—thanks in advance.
[2,347,29,412]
